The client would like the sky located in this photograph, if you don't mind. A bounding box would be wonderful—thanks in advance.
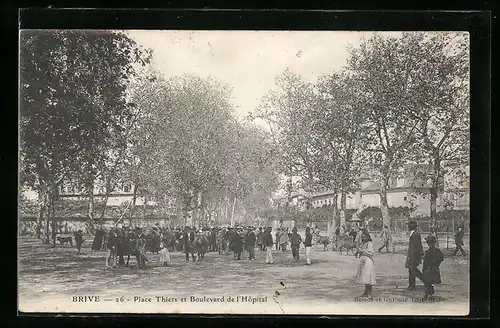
[126,30,399,121]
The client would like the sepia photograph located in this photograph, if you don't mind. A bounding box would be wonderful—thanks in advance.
[18,29,470,315]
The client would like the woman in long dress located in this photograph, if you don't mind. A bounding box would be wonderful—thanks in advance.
[355,228,376,297]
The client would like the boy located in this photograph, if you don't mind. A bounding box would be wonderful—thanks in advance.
[304,227,313,265]
[422,235,444,301]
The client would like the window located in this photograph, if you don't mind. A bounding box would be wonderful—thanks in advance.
[404,196,407,201]
[123,183,131,193]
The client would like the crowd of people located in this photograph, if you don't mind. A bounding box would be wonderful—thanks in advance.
[84,220,466,300]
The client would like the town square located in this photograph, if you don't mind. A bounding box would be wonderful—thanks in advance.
[19,29,470,315]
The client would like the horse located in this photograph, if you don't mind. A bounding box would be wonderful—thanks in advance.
[316,235,330,251]
[194,233,209,261]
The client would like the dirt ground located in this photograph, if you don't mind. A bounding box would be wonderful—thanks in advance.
[18,236,469,315]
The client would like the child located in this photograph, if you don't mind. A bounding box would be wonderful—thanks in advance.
[422,235,444,300]
[355,228,376,297]
[159,241,171,267]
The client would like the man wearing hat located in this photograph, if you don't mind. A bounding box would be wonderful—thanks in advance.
[290,227,302,262]
[405,220,425,290]
[232,228,243,260]
[422,234,444,300]
[246,227,257,260]
[183,227,196,262]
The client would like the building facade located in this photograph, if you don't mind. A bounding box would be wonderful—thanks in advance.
[310,163,470,217]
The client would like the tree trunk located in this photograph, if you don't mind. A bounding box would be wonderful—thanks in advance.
[429,154,441,236]
[44,196,51,244]
[87,181,95,234]
[50,193,57,248]
[129,184,138,226]
[380,177,391,228]
[340,190,347,227]
[99,181,111,220]
[225,197,229,225]
[36,197,45,239]
[230,196,237,227]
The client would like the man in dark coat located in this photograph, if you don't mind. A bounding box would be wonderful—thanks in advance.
[452,225,466,256]
[405,220,425,290]
[304,227,313,265]
[183,227,196,262]
[217,227,226,254]
[423,235,444,300]
[224,227,234,255]
[290,227,302,262]
[246,227,257,260]
[74,230,84,255]
[209,228,217,252]
[242,228,248,254]
[92,229,105,251]
[232,229,243,260]
[349,228,357,243]
[334,225,341,247]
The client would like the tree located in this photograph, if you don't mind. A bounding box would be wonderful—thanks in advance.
[254,68,319,219]
[345,33,425,227]
[405,32,469,231]
[315,72,366,229]
[128,74,237,227]
[20,30,151,245]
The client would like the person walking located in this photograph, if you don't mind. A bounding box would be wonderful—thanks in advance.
[334,225,341,248]
[355,228,377,297]
[405,220,425,290]
[246,227,256,260]
[422,235,444,300]
[378,225,392,253]
[183,227,196,262]
[304,227,313,265]
[264,227,274,264]
[290,227,302,262]
[452,225,467,256]
[218,227,226,255]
